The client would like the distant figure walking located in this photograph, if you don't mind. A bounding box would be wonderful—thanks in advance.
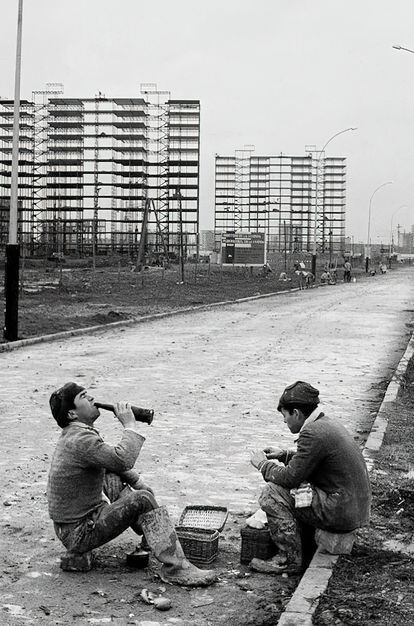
[343,260,352,283]
[304,271,314,288]
[295,269,305,290]
[294,261,310,290]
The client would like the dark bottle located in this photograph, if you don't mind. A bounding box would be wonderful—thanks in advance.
[94,402,154,425]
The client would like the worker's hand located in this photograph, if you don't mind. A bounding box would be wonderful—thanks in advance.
[114,402,136,429]
[263,446,284,460]
[250,449,267,470]
[131,479,154,495]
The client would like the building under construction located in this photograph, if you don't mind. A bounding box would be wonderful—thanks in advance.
[214,147,346,254]
[0,84,200,259]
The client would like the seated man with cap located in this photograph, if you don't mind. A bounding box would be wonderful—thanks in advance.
[47,382,216,586]
[249,381,371,574]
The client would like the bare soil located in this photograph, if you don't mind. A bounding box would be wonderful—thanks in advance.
[0,257,359,342]
[313,357,414,625]
[1,507,300,626]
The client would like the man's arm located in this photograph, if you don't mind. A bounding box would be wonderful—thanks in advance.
[263,446,296,465]
[120,469,154,493]
[259,428,324,488]
[74,427,145,473]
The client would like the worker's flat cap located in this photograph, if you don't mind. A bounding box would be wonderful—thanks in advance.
[49,382,85,421]
[277,381,319,411]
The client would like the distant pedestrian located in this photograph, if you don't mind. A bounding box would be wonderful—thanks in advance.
[304,271,314,288]
[295,269,305,290]
[320,271,330,285]
[343,260,352,283]
[329,269,337,285]
[262,262,273,277]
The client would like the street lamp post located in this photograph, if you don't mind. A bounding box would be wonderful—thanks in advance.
[4,0,24,341]
[365,181,393,273]
[311,127,357,277]
[393,44,414,54]
[389,204,408,262]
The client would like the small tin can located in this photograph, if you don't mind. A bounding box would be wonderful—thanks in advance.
[293,482,313,508]
[126,549,150,569]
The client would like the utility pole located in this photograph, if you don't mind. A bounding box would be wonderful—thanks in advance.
[4,0,24,341]
[136,198,151,271]
[176,188,185,283]
[93,94,101,273]
[329,230,333,267]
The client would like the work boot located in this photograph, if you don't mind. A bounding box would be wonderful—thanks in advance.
[60,550,94,572]
[140,506,217,587]
[250,554,301,575]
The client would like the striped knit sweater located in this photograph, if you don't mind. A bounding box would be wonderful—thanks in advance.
[47,422,145,524]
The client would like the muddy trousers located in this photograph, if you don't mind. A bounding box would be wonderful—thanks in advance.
[259,483,321,568]
[54,472,157,555]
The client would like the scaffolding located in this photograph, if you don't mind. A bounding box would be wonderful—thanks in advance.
[140,83,170,254]
[0,85,201,260]
[215,149,345,254]
[0,99,35,246]
[32,83,64,254]
[234,145,254,231]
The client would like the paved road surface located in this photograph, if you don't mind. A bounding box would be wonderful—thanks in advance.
[1,268,413,521]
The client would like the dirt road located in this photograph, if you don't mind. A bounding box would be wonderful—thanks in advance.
[1,267,413,625]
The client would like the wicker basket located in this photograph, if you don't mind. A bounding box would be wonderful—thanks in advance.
[178,505,228,532]
[176,526,220,566]
[240,526,277,564]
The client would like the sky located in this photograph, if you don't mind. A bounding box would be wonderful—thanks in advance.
[1,0,414,243]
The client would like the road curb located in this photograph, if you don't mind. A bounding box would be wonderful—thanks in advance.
[0,286,300,353]
[0,268,390,354]
[362,332,414,471]
[277,329,414,625]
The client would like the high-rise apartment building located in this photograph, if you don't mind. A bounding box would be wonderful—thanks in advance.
[214,147,346,254]
[0,84,200,257]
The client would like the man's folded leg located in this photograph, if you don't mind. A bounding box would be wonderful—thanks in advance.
[60,489,158,555]
[251,482,303,574]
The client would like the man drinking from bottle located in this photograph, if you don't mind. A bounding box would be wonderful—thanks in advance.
[47,381,216,586]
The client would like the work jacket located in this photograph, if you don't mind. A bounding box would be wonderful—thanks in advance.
[260,414,371,531]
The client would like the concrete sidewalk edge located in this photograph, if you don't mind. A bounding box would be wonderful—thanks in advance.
[277,330,414,625]
[0,287,300,353]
